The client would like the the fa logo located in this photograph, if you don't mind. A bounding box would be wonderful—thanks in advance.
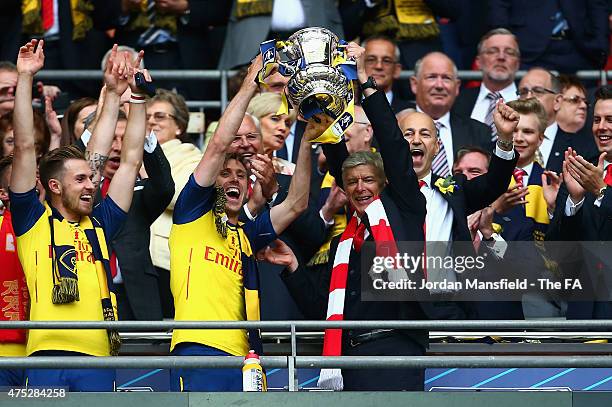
[332,112,354,136]
[264,49,274,62]
[340,114,352,129]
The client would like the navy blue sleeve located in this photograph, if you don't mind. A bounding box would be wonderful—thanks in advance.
[173,174,215,224]
[8,188,45,236]
[92,196,128,240]
[243,209,277,253]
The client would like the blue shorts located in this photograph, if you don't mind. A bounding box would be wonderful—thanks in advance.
[26,351,115,392]
[0,369,25,386]
[170,343,242,392]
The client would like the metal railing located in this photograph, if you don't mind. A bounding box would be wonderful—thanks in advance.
[4,319,612,391]
[34,69,612,111]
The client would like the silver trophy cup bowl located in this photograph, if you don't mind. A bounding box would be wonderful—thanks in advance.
[283,27,350,120]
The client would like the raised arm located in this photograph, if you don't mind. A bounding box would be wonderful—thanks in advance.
[269,138,311,234]
[11,39,44,193]
[87,45,136,188]
[348,42,425,213]
[462,101,518,214]
[193,55,261,187]
[106,63,148,212]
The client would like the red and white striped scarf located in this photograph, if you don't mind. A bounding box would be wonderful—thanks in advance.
[318,197,401,390]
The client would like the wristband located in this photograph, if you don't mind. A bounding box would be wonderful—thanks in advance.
[129,93,146,104]
[496,138,513,151]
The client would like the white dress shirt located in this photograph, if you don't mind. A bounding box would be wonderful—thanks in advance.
[385,90,394,105]
[271,0,305,31]
[541,121,559,167]
[420,145,515,242]
[416,106,454,170]
[471,83,518,124]
[420,172,454,243]
[44,0,60,38]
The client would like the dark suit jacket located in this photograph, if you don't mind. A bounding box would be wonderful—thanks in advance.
[488,0,609,68]
[430,146,517,243]
[42,0,120,96]
[448,112,494,158]
[545,126,599,174]
[98,144,174,320]
[391,95,413,113]
[406,101,494,159]
[219,0,344,69]
[283,90,429,347]
[0,0,21,61]
[452,86,480,120]
[547,175,612,318]
[250,153,329,321]
[339,0,460,40]
[429,143,518,320]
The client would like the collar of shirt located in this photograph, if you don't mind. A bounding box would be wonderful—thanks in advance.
[540,121,558,165]
[416,105,453,161]
[415,105,451,129]
[544,121,558,141]
[518,161,534,182]
[420,172,433,189]
[385,90,394,105]
[477,82,518,105]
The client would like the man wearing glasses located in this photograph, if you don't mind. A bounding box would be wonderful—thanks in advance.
[361,36,411,113]
[554,76,591,136]
[453,28,520,130]
[518,67,597,173]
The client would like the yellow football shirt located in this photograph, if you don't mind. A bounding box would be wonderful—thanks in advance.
[170,176,276,356]
[8,188,126,356]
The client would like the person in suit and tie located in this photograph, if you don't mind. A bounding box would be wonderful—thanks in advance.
[261,42,517,390]
[362,35,411,113]
[490,98,563,318]
[452,28,520,127]
[487,0,608,73]
[517,67,598,174]
[547,86,612,319]
[399,100,518,320]
[408,51,494,178]
[218,0,344,70]
[262,41,429,391]
[19,0,120,98]
[98,122,175,321]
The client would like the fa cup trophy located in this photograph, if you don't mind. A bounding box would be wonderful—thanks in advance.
[258,27,356,144]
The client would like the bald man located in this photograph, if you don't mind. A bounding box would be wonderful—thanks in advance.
[410,51,494,176]
[398,104,517,273]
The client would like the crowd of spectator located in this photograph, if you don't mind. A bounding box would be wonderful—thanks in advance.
[1,0,612,394]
